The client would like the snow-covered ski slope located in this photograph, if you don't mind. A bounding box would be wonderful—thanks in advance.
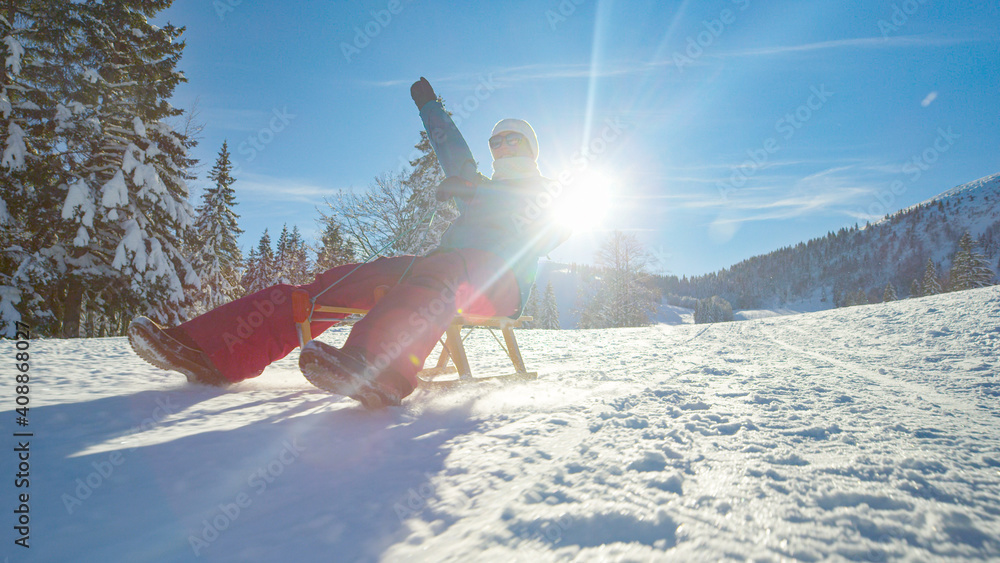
[10,286,1000,562]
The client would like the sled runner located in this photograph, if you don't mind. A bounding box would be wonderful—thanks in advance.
[290,288,538,386]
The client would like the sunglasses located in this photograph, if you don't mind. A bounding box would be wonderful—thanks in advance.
[489,132,525,149]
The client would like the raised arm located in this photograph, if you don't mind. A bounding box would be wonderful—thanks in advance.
[411,77,482,183]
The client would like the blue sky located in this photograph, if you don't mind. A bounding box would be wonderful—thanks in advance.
[157,0,1000,276]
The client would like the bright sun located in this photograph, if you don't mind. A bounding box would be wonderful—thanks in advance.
[552,172,614,232]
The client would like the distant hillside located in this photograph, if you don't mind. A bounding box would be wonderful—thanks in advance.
[659,173,1000,309]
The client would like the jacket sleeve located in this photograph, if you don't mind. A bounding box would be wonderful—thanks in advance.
[418,101,481,183]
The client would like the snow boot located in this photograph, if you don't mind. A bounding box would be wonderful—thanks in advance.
[127,316,231,387]
[298,341,408,409]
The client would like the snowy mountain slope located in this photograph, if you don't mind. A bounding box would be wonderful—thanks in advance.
[7,286,1000,561]
[913,172,1000,209]
[666,172,1000,309]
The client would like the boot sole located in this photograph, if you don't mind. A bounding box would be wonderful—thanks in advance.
[299,343,397,409]
[128,319,229,387]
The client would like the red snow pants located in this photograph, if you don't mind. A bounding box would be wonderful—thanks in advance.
[169,248,521,393]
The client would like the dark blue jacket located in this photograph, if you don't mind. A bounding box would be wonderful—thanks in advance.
[418,101,569,314]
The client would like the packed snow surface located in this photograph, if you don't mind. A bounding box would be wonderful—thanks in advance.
[9,287,1000,561]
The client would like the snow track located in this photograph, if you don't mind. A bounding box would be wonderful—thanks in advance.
[7,287,1000,561]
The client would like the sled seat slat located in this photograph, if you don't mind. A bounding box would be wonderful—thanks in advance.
[291,288,535,385]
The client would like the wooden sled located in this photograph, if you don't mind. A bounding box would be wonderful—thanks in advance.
[291,287,537,387]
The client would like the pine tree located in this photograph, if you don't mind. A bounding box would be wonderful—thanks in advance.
[909,278,922,299]
[948,232,995,291]
[539,281,560,329]
[921,258,941,296]
[2,1,197,337]
[883,282,897,302]
[286,225,311,284]
[522,282,539,329]
[401,129,458,255]
[274,224,291,282]
[854,289,868,306]
[241,229,275,294]
[191,141,242,311]
[314,216,355,272]
[239,246,259,298]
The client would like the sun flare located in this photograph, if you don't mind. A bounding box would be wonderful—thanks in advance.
[553,172,614,232]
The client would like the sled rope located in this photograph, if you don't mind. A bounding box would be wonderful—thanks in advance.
[307,207,438,320]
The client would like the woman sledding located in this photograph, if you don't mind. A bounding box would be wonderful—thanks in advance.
[127,77,570,408]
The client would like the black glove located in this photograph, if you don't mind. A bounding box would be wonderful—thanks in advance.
[435,176,477,202]
[410,77,436,109]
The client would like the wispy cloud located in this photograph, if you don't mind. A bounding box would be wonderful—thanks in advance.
[234,172,342,204]
[355,61,667,90]
[632,165,894,226]
[718,34,977,58]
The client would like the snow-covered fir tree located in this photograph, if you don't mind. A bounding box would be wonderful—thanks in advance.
[883,282,897,302]
[191,141,242,312]
[948,232,995,291]
[1,1,197,337]
[921,258,942,296]
[314,216,355,272]
[241,229,275,294]
[522,282,539,329]
[274,224,292,282]
[854,289,869,306]
[284,226,312,285]
[538,281,561,329]
[401,127,458,255]
[909,278,922,299]
[271,224,311,285]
